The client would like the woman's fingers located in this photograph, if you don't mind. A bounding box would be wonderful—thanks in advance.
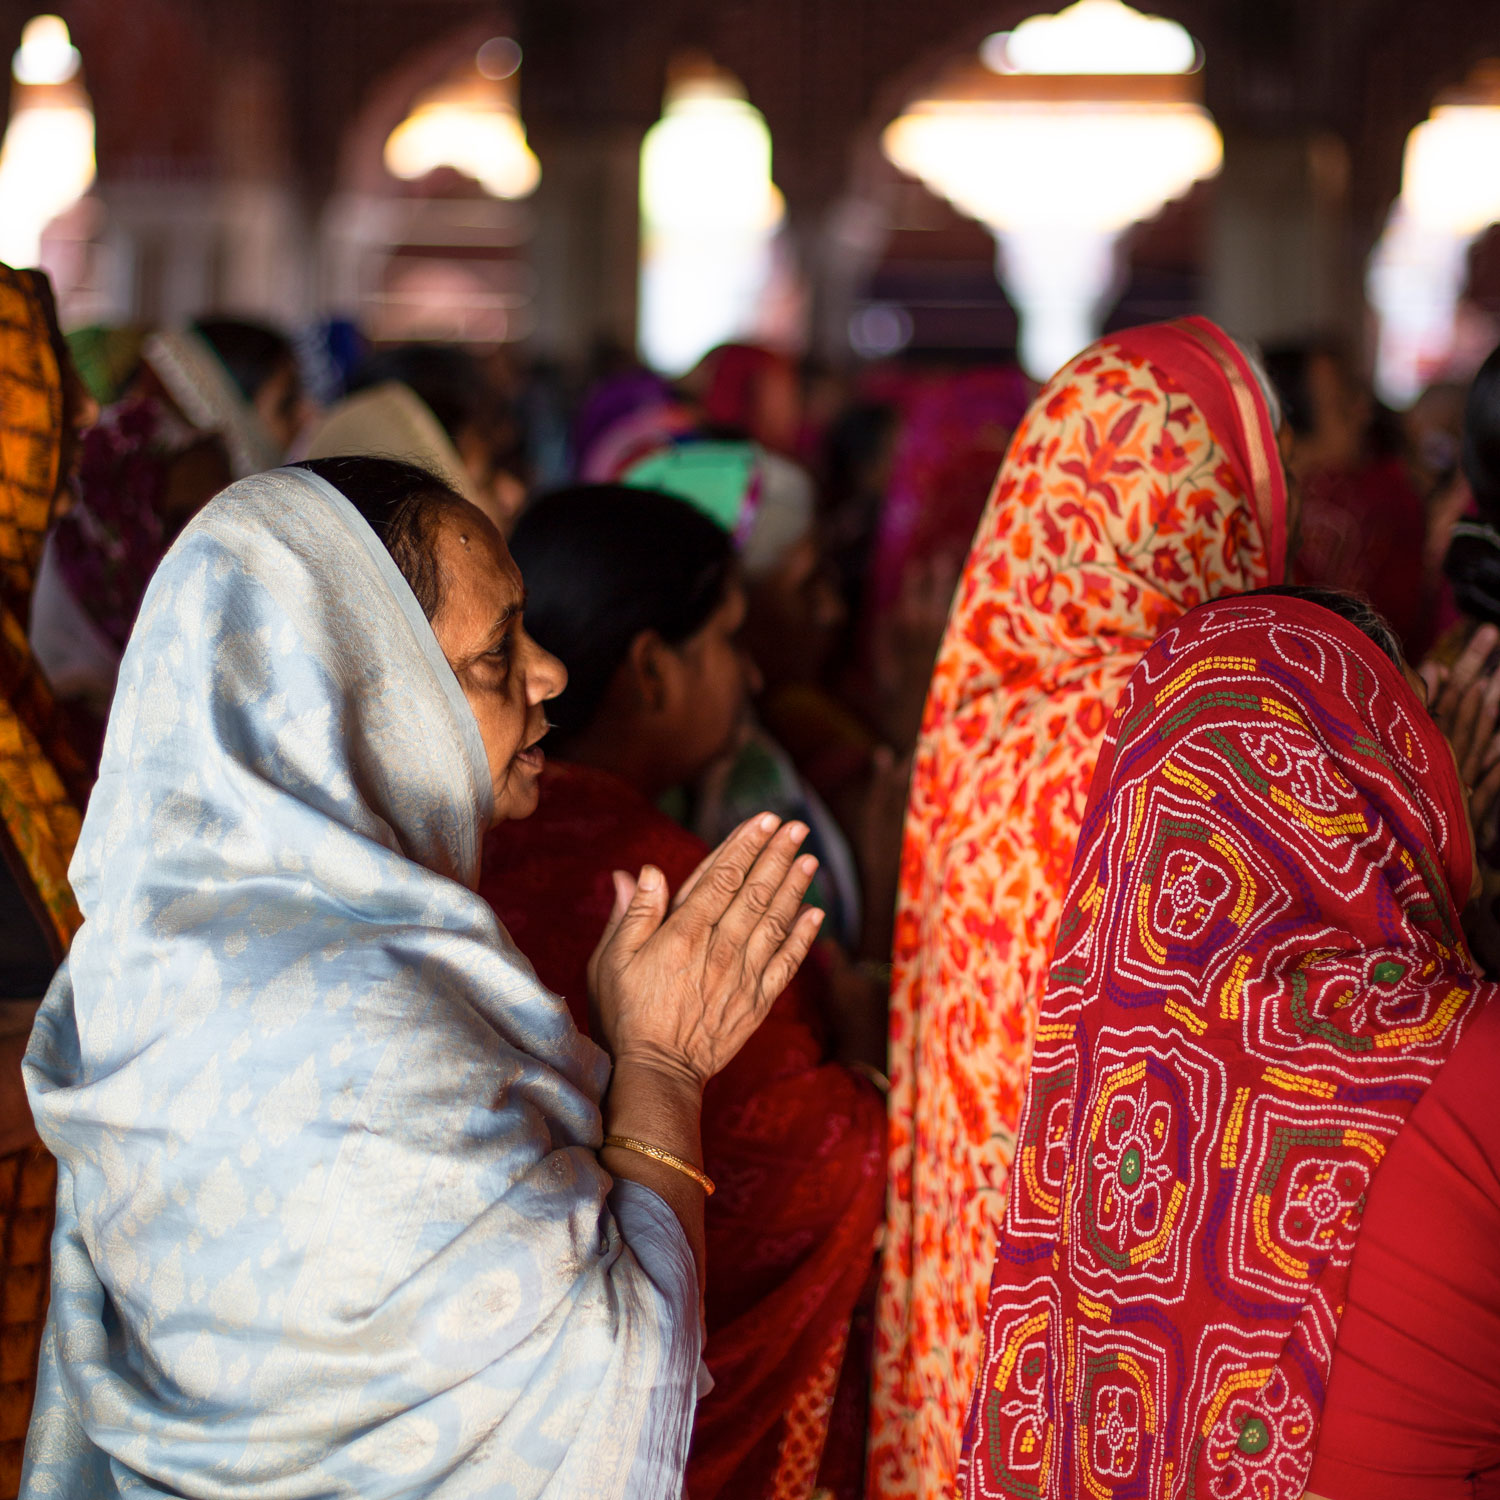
[1473,757,1500,840]
[586,871,634,993]
[601,865,670,965]
[742,853,821,974]
[1418,659,1447,711]
[671,816,761,913]
[711,821,811,947]
[1472,674,1500,785]
[754,906,826,1014]
[1437,625,1499,720]
[677,813,785,926]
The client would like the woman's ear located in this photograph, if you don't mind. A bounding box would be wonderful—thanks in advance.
[626,629,674,715]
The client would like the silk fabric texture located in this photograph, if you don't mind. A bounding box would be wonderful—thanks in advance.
[961,594,1485,1500]
[482,760,887,1499]
[21,468,701,1498]
[870,318,1289,1500]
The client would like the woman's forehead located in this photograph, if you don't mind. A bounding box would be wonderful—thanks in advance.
[434,503,523,617]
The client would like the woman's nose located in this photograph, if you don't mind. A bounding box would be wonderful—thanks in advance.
[531,640,568,703]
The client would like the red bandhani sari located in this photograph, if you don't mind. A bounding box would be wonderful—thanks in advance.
[960,593,1488,1500]
[481,762,887,1500]
[871,318,1289,1500]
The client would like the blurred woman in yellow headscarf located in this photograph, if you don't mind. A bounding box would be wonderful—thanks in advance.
[0,262,97,1496]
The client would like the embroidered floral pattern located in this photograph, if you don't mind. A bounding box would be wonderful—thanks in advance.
[871,320,1285,1500]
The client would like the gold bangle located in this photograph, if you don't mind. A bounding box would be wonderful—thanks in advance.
[602,1135,715,1196]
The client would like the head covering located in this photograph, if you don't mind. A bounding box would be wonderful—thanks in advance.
[142,327,280,478]
[49,397,191,654]
[960,593,1484,1500]
[65,325,146,407]
[574,370,697,483]
[869,366,1033,615]
[22,467,700,1498]
[623,439,815,578]
[686,343,801,454]
[303,380,478,504]
[0,263,84,946]
[870,316,1289,1500]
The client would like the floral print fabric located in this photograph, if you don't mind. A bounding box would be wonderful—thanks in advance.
[869,318,1288,1500]
[960,595,1484,1500]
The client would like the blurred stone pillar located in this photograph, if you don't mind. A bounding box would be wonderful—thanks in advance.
[1207,131,1357,348]
[527,127,643,365]
[211,53,310,322]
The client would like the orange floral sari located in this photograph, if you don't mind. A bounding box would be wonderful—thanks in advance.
[868,318,1288,1500]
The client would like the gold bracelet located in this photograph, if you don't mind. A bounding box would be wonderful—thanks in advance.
[602,1135,715,1196]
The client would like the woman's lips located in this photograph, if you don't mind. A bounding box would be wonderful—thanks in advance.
[515,744,545,772]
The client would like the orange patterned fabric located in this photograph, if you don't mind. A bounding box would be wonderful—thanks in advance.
[868,318,1288,1500]
[0,264,81,948]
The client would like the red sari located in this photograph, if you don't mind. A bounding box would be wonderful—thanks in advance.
[481,762,887,1500]
[960,594,1487,1500]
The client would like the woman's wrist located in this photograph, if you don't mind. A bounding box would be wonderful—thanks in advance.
[603,1054,704,1157]
[602,1055,709,1281]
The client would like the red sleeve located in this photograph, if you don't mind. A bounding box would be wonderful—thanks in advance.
[1308,998,1500,1499]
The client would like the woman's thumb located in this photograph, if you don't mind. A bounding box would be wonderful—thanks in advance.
[610,865,668,958]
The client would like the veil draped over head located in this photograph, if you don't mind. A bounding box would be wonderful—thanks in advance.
[871,317,1289,1500]
[22,468,699,1498]
[962,595,1485,1500]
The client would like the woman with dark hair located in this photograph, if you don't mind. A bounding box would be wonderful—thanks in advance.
[484,484,887,1500]
[21,455,823,1498]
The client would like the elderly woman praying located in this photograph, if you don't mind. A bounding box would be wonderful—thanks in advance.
[19,455,824,1499]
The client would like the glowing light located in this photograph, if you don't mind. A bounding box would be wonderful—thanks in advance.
[0,15,95,268]
[1370,77,1500,406]
[13,14,78,84]
[1400,105,1500,235]
[383,71,539,200]
[1003,0,1197,75]
[638,64,786,374]
[883,102,1220,235]
[476,37,522,82]
[884,2,1219,378]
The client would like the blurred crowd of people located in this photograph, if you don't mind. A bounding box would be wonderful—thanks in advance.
[8,253,1500,1500]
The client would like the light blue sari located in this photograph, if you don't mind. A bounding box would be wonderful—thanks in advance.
[21,469,700,1498]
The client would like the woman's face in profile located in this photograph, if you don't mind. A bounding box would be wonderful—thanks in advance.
[659,580,756,785]
[429,502,567,824]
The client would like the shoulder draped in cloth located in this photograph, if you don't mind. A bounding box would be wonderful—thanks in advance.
[959,592,1487,1500]
[870,318,1289,1500]
[22,467,700,1499]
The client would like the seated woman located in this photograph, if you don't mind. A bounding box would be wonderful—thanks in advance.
[485,484,887,1499]
[959,589,1492,1500]
[21,455,824,1499]
[619,439,880,955]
